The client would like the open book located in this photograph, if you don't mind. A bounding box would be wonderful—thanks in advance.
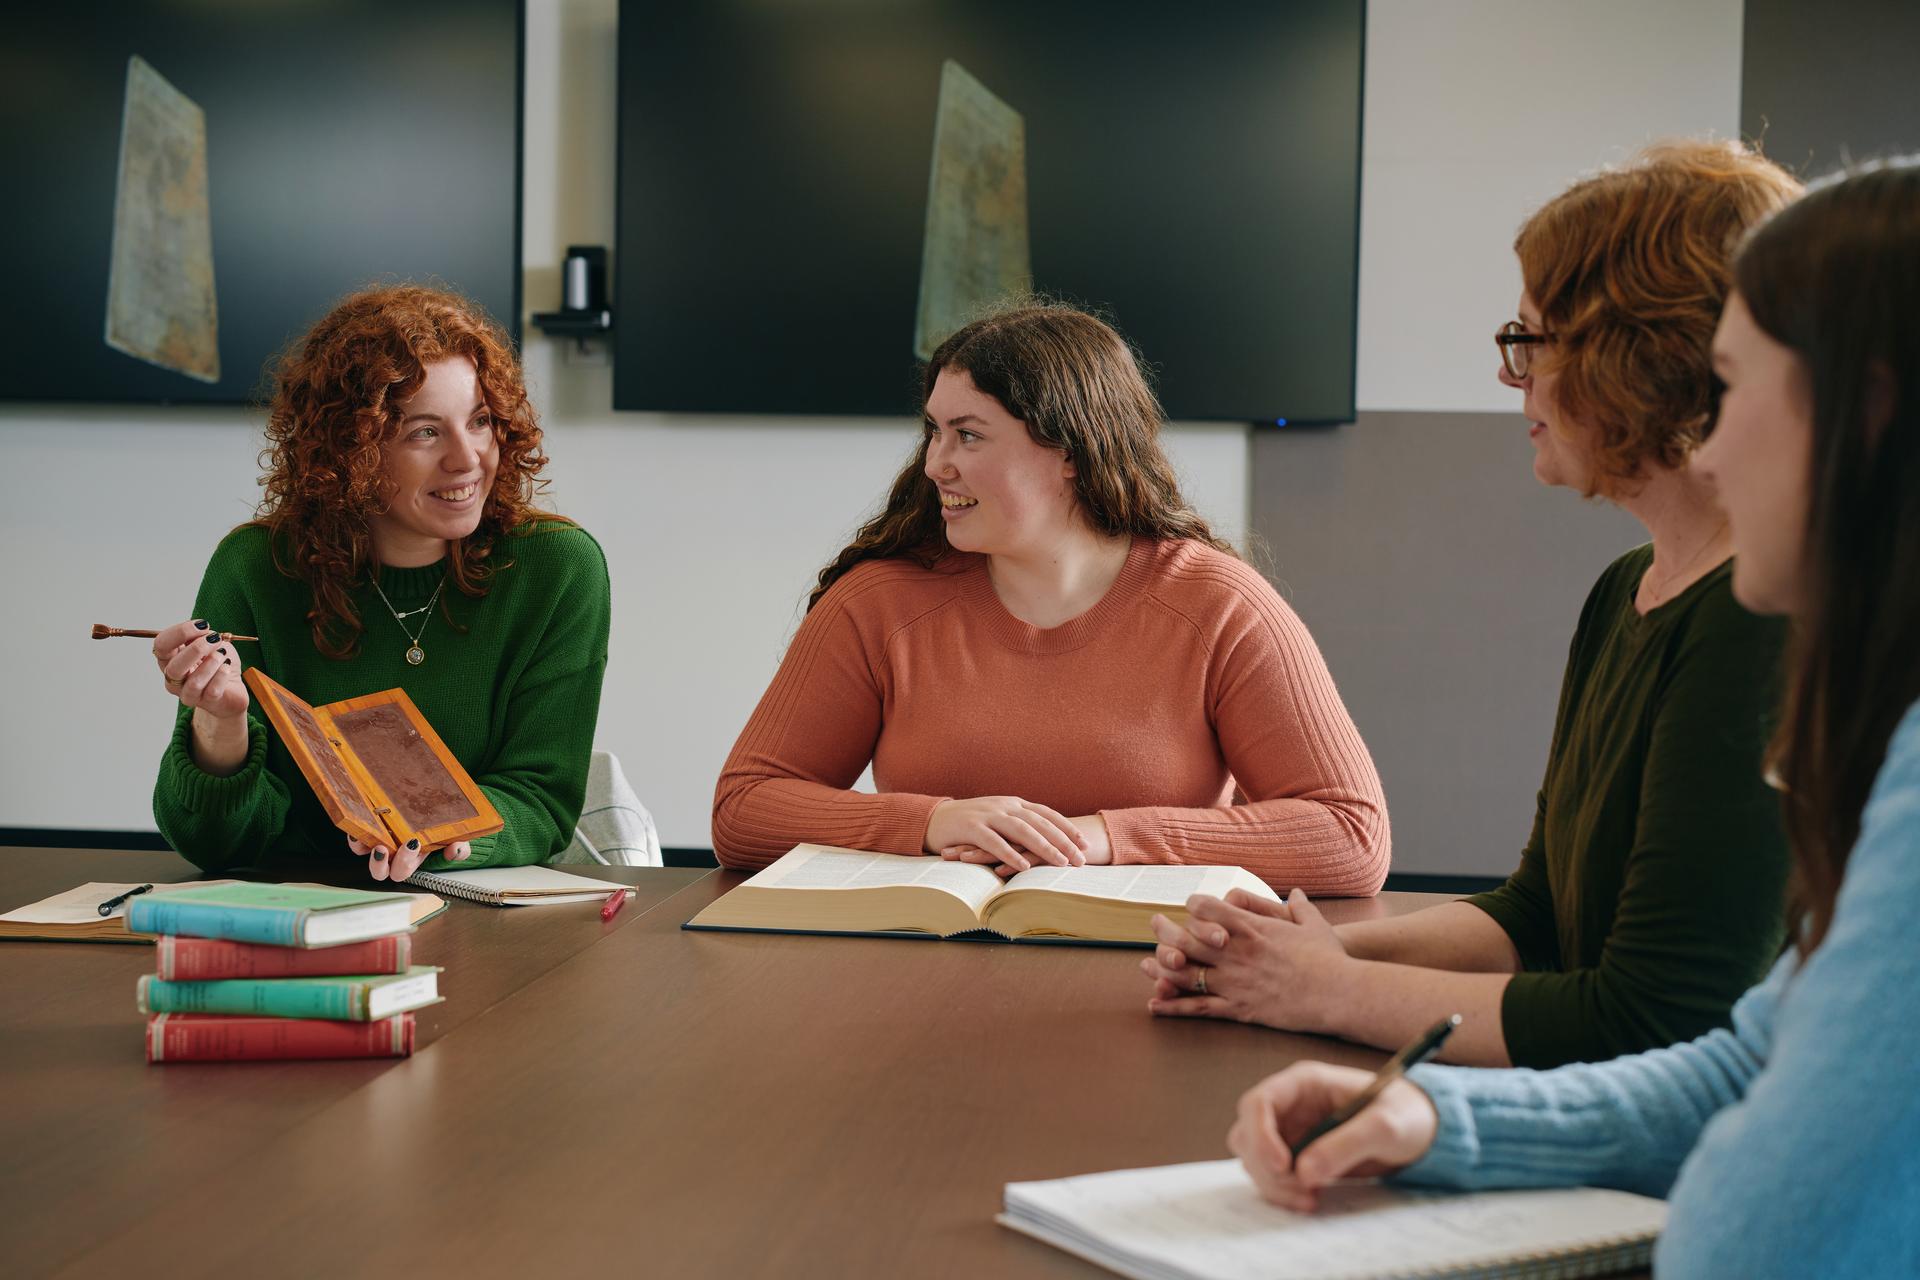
[244,668,502,853]
[683,844,1279,947]
[999,1158,1666,1280]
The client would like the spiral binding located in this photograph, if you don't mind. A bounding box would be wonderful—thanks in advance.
[401,870,506,905]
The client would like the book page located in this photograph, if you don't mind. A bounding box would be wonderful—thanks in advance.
[1001,865,1278,906]
[745,846,1005,911]
[1002,1159,1664,1280]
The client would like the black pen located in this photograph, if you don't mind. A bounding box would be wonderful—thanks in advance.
[1290,1014,1462,1157]
[97,883,155,918]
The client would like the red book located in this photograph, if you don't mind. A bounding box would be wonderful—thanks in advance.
[144,1012,415,1063]
[154,934,412,981]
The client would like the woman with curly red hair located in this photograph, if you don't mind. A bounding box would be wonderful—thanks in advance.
[1143,140,1805,1069]
[149,285,610,881]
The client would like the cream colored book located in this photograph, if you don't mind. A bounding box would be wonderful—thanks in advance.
[998,1158,1666,1280]
[684,844,1278,947]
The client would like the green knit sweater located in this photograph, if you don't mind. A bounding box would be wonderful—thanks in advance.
[1469,545,1790,1068]
[153,521,611,873]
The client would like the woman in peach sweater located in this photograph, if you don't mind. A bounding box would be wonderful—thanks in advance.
[711,303,1389,892]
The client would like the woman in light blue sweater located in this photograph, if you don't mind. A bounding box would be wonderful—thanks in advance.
[1225,159,1920,1277]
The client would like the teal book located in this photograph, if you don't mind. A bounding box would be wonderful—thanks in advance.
[127,882,416,948]
[137,966,443,1021]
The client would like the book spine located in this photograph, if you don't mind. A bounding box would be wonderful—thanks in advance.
[145,1012,414,1062]
[138,975,367,1020]
[156,935,409,980]
[127,898,306,946]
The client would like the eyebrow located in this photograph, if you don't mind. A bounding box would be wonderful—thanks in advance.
[928,413,987,430]
[402,400,487,424]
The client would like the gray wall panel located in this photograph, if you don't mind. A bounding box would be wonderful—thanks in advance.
[1742,0,1920,176]
[1251,412,1643,878]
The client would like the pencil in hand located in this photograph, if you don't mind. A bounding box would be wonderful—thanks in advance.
[91,623,260,644]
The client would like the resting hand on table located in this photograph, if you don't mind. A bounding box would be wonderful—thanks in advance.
[938,813,1111,878]
[925,796,1092,874]
[1228,1061,1437,1211]
[151,619,251,774]
[1141,888,1350,1030]
[349,836,471,883]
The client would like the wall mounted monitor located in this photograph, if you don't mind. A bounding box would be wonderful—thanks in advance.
[0,1,522,405]
[616,1,1365,425]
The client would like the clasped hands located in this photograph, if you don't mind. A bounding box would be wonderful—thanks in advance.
[1139,887,1352,1032]
[925,795,1109,876]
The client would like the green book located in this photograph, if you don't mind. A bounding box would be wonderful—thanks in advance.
[137,966,444,1021]
[127,882,416,947]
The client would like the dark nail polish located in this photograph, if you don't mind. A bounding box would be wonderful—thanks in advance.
[224,658,231,665]
[193,620,209,630]
[406,838,419,850]
[217,647,227,655]
[372,849,386,862]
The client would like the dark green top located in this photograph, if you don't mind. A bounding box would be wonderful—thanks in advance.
[1469,545,1790,1068]
[153,521,611,874]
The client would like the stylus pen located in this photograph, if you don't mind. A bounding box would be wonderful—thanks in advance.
[1290,1014,1462,1157]
[97,883,155,917]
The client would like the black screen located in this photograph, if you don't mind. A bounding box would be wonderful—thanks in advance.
[615,1,1364,424]
[0,0,522,405]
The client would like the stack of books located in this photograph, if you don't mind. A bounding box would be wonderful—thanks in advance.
[127,883,441,1063]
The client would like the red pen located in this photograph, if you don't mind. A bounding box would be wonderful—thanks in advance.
[600,889,629,921]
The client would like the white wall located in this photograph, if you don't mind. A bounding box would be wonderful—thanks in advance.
[0,0,1246,848]
[1357,0,1745,412]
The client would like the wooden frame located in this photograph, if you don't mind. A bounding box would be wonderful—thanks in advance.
[243,669,503,851]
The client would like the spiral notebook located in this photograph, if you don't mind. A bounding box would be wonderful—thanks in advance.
[998,1159,1665,1280]
[400,865,632,907]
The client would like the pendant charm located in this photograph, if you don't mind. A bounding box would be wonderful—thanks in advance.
[406,644,426,666]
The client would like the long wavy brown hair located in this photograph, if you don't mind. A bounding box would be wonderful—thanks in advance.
[809,301,1233,610]
[1738,160,1920,956]
[1516,140,1801,496]
[254,284,563,658]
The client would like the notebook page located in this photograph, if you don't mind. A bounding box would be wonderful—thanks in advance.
[1002,1159,1664,1280]
[1001,865,1278,906]
[0,879,241,926]
[746,846,1004,910]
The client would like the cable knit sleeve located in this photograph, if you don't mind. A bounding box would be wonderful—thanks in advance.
[152,539,293,872]
[1101,559,1390,894]
[711,572,950,869]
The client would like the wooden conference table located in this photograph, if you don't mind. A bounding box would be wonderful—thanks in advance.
[4,846,1517,1278]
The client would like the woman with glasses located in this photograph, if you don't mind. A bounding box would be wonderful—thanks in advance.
[1142,140,1804,1069]
[1227,156,1920,1279]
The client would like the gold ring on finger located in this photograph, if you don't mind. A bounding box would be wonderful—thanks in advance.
[1195,967,1209,996]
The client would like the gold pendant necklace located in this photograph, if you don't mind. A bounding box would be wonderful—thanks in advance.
[371,576,444,666]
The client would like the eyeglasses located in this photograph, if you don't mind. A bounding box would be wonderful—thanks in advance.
[1495,320,1553,380]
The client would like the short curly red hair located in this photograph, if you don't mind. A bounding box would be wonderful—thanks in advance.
[1517,139,1802,496]
[255,284,562,658]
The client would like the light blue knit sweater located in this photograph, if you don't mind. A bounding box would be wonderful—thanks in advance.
[1400,700,1920,1277]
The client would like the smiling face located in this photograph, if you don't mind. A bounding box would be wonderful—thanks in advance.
[367,356,500,567]
[922,367,1079,558]
[1498,290,1602,493]
[1693,291,1814,615]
